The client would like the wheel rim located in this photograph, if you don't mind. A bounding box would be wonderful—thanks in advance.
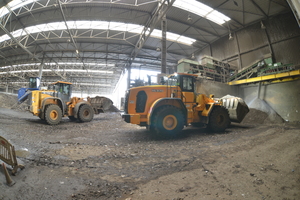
[163,115,177,130]
[83,109,89,117]
[50,110,58,120]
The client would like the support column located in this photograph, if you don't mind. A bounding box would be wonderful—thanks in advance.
[234,32,242,70]
[38,53,45,80]
[264,28,275,63]
[161,2,167,74]
[6,82,8,93]
[127,65,131,90]
[257,82,262,99]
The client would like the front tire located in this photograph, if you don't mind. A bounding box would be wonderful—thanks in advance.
[152,106,184,137]
[45,104,62,125]
[208,106,230,132]
[78,104,94,122]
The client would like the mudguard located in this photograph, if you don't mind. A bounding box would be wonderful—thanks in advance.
[41,97,65,114]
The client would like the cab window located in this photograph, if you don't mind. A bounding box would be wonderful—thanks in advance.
[181,76,194,92]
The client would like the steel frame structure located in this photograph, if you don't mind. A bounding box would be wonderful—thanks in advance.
[0,0,291,94]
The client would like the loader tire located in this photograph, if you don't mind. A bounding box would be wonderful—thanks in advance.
[78,104,94,122]
[45,104,62,125]
[152,106,184,138]
[208,106,230,132]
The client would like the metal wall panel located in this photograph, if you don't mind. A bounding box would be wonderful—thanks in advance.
[197,12,300,70]
[237,24,269,53]
[211,36,239,61]
[272,37,300,65]
[240,46,270,69]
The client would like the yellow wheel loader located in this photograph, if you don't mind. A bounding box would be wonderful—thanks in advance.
[122,73,249,137]
[25,80,113,125]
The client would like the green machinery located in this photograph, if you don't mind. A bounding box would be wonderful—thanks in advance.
[177,56,234,83]
[229,57,295,81]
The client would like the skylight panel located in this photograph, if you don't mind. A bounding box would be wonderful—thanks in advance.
[109,22,129,32]
[8,0,36,10]
[177,35,196,45]
[150,30,196,45]
[90,21,109,30]
[0,34,10,43]
[0,0,36,18]
[173,0,230,25]
[0,21,196,46]
[150,30,162,38]
[0,7,9,18]
[206,10,231,25]
[125,24,143,34]
[174,0,213,16]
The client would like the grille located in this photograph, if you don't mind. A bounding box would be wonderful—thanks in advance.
[136,91,147,113]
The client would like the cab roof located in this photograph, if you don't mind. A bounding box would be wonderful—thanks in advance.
[50,81,72,85]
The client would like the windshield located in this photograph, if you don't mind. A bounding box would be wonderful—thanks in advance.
[167,76,179,86]
[47,83,70,96]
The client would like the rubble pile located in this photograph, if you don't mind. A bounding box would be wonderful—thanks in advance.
[242,98,284,124]
[0,92,18,109]
[106,105,120,112]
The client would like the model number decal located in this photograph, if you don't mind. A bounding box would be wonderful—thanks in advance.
[152,89,163,92]
[129,100,134,104]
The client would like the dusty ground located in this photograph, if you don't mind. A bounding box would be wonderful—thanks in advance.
[0,93,299,200]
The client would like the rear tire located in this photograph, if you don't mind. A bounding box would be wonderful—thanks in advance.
[78,104,94,122]
[152,106,184,138]
[45,104,62,125]
[208,106,230,132]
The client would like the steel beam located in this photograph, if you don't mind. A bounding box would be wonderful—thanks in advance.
[129,0,175,66]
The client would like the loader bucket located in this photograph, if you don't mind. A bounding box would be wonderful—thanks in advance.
[220,95,249,123]
[88,96,113,114]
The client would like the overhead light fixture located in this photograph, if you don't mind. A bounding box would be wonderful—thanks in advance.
[76,49,79,54]
[191,53,195,59]
[156,47,161,52]
[229,33,233,41]
[187,14,193,23]
[261,21,266,29]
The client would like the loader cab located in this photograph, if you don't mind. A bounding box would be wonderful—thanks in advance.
[167,73,195,91]
[167,73,197,102]
[28,77,41,89]
[48,81,72,102]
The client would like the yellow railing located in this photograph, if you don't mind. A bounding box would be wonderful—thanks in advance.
[228,70,300,85]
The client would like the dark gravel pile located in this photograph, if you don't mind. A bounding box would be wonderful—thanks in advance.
[241,108,284,124]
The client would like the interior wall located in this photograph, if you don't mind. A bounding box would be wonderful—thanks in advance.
[196,79,300,122]
[194,11,300,123]
[196,78,239,97]
[197,12,300,71]
[239,79,300,122]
